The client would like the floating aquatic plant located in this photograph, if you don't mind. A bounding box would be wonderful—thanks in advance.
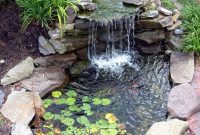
[102,98,111,106]
[66,90,77,98]
[66,97,76,105]
[43,99,53,108]
[92,97,102,105]
[52,91,62,98]
[43,112,54,120]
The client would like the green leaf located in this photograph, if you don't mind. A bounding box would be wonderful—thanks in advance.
[43,112,54,121]
[77,116,90,127]
[92,98,102,105]
[61,118,74,126]
[84,110,94,116]
[68,105,81,112]
[102,99,111,106]
[43,99,53,108]
[96,119,109,129]
[81,103,91,111]
[56,98,67,105]
[82,96,91,103]
[66,97,76,105]
[66,90,77,98]
[61,110,72,117]
[52,91,62,98]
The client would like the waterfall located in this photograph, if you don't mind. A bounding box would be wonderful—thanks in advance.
[88,16,136,73]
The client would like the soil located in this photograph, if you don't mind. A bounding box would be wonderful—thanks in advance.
[0,3,47,134]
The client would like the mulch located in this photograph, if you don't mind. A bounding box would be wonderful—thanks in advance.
[0,3,47,134]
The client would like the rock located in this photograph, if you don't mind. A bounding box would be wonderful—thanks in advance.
[66,7,76,24]
[174,29,183,35]
[140,10,159,19]
[157,7,173,16]
[48,29,63,40]
[70,60,89,77]
[136,19,162,29]
[135,30,165,44]
[49,39,67,54]
[75,19,90,30]
[123,0,142,5]
[81,3,97,11]
[76,48,88,60]
[1,91,42,124]
[1,57,34,86]
[56,23,75,31]
[145,3,157,10]
[11,123,33,135]
[172,9,180,23]
[0,90,5,108]
[167,20,182,31]
[158,16,173,27]
[187,111,200,135]
[38,36,55,55]
[170,51,194,84]
[146,119,189,135]
[168,83,200,119]
[0,59,5,64]
[20,66,67,97]
[34,53,77,68]
[191,60,200,96]
[168,34,183,49]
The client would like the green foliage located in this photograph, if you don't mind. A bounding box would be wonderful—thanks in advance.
[61,118,75,126]
[16,0,78,29]
[43,112,54,120]
[43,99,53,108]
[92,97,102,105]
[66,90,77,97]
[52,91,62,98]
[180,1,200,52]
[161,0,175,9]
[66,97,76,105]
[102,98,111,106]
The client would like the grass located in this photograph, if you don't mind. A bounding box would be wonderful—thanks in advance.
[161,0,175,9]
[178,0,200,52]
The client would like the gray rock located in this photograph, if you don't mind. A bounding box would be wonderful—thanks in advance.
[38,36,55,55]
[1,91,42,124]
[167,20,182,31]
[136,42,162,54]
[49,39,67,54]
[174,29,183,35]
[158,16,173,27]
[20,66,67,97]
[76,48,88,60]
[1,57,34,86]
[70,60,89,77]
[56,23,75,31]
[11,123,33,135]
[140,10,159,19]
[168,83,200,119]
[157,7,173,16]
[170,51,194,84]
[146,119,189,135]
[0,59,5,64]
[123,0,142,5]
[81,3,97,11]
[135,30,165,44]
[75,19,90,30]
[169,34,183,49]
[48,29,63,40]
[34,52,77,68]
[0,90,5,108]
[172,9,180,23]
[136,18,162,29]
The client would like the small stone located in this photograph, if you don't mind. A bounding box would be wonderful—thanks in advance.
[49,39,67,54]
[168,83,200,119]
[123,0,143,5]
[56,23,75,31]
[165,50,172,55]
[48,29,63,40]
[0,59,5,64]
[38,36,55,55]
[187,112,200,135]
[146,119,189,135]
[11,123,33,135]
[170,51,194,84]
[0,90,5,108]
[1,57,34,86]
[157,7,173,16]
[20,66,67,97]
[1,91,42,124]
[140,10,159,19]
[82,3,97,11]
[158,16,173,27]
[167,20,182,31]
[174,29,183,35]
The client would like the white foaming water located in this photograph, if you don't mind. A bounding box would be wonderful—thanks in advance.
[91,52,136,74]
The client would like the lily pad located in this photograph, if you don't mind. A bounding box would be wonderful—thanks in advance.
[43,99,53,108]
[84,110,94,116]
[52,91,62,98]
[66,97,76,105]
[56,98,67,105]
[61,118,74,126]
[81,103,91,111]
[43,112,54,121]
[66,90,77,98]
[69,105,81,112]
[102,98,111,106]
[82,96,91,103]
[61,110,72,117]
[77,116,90,127]
[92,98,102,105]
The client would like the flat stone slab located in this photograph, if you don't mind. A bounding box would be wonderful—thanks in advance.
[167,83,200,119]
[170,51,194,84]
[187,111,200,135]
[146,119,188,135]
[1,91,42,125]
[191,60,200,96]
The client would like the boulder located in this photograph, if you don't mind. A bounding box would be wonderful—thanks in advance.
[167,83,200,119]
[75,19,90,30]
[80,3,97,11]
[1,91,42,124]
[56,23,75,31]
[157,7,173,16]
[167,20,182,31]
[34,53,77,68]
[140,10,159,19]
[20,66,67,97]
[170,51,194,83]
[187,111,200,135]
[1,57,34,86]
[70,60,89,77]
[135,30,165,44]
[48,29,63,40]
[136,19,162,29]
[191,60,200,96]
[38,36,55,55]
[123,0,142,5]
[146,119,188,135]
[168,34,183,50]
[49,39,66,54]
[158,16,173,27]
[11,123,33,135]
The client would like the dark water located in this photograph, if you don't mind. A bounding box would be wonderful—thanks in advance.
[67,50,171,135]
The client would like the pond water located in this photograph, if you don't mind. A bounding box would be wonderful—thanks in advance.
[43,49,171,135]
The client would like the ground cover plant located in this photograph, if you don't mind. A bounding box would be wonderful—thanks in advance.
[16,0,79,29]
[40,90,129,135]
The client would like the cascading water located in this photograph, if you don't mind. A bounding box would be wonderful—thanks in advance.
[88,16,137,74]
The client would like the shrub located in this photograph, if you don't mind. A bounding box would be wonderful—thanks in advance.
[16,0,78,29]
